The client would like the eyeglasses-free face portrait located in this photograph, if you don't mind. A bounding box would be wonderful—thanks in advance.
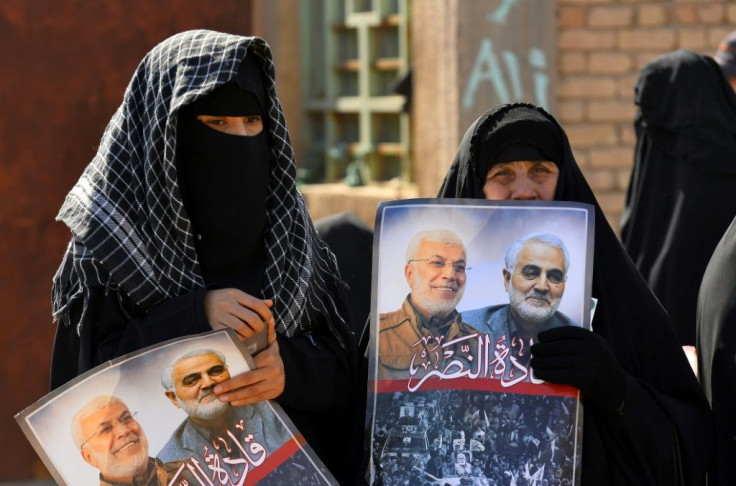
[163,350,231,425]
[504,238,567,324]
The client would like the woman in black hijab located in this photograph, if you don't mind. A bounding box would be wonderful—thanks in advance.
[50,31,359,483]
[439,103,712,485]
[697,215,736,486]
[621,49,736,347]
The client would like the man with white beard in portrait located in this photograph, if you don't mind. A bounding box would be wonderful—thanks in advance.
[157,349,290,474]
[463,233,577,382]
[72,395,171,485]
[377,229,478,380]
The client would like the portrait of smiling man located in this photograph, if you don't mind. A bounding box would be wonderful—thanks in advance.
[377,229,478,380]
[72,395,170,486]
[463,233,577,379]
[157,349,290,471]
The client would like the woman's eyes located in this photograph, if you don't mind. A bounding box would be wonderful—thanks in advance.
[199,117,227,127]
[488,168,513,180]
[198,116,260,125]
[486,162,557,183]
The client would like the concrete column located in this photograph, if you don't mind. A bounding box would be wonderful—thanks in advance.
[412,0,557,197]
[252,0,305,162]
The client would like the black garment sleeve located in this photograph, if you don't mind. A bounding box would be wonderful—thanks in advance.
[276,329,351,412]
[581,371,709,486]
[50,285,211,390]
[274,323,360,485]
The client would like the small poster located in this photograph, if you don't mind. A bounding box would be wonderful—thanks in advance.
[16,329,337,486]
[368,199,594,486]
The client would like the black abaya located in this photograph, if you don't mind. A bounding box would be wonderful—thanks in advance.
[50,31,360,484]
[621,50,736,346]
[697,215,736,486]
[439,103,712,485]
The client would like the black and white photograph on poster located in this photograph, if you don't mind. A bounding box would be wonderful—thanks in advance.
[15,330,337,486]
[368,199,594,486]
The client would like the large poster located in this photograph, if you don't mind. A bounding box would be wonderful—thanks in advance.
[16,330,337,486]
[368,199,594,486]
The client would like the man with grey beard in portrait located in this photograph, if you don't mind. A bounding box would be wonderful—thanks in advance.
[463,233,577,382]
[377,229,478,380]
[72,394,171,486]
[157,349,290,473]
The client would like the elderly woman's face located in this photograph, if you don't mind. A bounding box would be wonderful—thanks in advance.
[483,161,558,200]
[196,115,263,136]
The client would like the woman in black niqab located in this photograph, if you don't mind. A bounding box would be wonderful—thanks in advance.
[439,103,712,485]
[621,49,736,346]
[176,59,270,293]
[50,31,359,483]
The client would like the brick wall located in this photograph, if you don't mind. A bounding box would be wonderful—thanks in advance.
[557,0,736,231]
[305,1,736,231]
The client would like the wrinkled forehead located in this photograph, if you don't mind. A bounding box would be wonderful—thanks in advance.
[82,402,128,430]
[173,352,224,378]
[518,241,565,267]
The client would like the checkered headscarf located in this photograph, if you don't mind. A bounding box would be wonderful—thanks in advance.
[52,30,348,340]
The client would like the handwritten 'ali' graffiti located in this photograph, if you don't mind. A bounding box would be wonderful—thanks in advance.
[463,0,550,110]
[487,0,518,25]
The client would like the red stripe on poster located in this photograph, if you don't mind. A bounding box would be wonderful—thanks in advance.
[371,377,578,397]
[244,434,306,485]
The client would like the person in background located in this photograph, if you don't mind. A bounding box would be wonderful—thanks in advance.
[696,215,736,486]
[439,102,712,485]
[714,30,736,92]
[50,30,359,484]
[620,49,736,348]
[314,211,373,343]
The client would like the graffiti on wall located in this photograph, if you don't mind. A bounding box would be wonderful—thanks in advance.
[462,0,550,110]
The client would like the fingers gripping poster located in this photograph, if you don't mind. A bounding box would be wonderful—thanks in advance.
[16,330,337,486]
[367,199,594,486]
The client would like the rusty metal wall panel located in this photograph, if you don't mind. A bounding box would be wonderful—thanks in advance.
[0,1,251,480]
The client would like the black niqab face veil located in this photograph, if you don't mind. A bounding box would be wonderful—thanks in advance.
[177,80,270,288]
[53,31,349,340]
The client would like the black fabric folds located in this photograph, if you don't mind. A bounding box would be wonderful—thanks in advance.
[314,211,373,340]
[50,31,360,483]
[176,85,269,292]
[477,107,563,180]
[492,143,551,165]
[52,30,350,340]
[697,215,736,486]
[621,50,736,346]
[439,103,712,485]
